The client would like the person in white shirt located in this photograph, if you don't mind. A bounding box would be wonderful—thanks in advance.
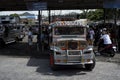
[28,27,33,46]
[87,28,95,45]
[98,30,112,52]
[100,30,112,45]
[89,28,95,40]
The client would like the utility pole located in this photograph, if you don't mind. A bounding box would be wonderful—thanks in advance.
[48,10,51,49]
[103,8,106,23]
[37,10,42,52]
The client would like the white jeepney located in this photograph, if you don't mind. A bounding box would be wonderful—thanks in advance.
[49,21,95,70]
[0,24,24,48]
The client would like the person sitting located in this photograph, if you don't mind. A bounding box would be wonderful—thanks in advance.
[98,30,112,52]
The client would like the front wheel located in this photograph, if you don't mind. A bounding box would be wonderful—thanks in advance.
[109,50,115,57]
[85,58,96,71]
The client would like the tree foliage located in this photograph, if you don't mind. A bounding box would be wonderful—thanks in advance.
[79,9,89,19]
[87,9,104,21]
[10,13,19,17]
[85,9,120,21]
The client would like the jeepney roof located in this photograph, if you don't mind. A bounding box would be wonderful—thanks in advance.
[49,21,87,28]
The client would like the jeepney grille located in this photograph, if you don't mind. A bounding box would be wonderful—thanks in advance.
[68,41,78,50]
[68,50,81,55]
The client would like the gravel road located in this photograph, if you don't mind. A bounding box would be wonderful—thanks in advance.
[0,56,120,80]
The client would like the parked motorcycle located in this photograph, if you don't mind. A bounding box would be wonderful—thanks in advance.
[98,39,116,57]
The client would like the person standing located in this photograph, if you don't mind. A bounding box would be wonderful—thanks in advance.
[27,27,33,54]
[28,27,33,46]
[88,28,95,45]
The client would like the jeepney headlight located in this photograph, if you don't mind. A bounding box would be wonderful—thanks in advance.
[83,47,93,54]
[84,50,92,54]
[55,50,66,55]
[56,52,61,55]
[87,48,93,51]
[54,46,66,55]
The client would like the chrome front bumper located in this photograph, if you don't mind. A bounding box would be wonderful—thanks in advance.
[54,60,93,65]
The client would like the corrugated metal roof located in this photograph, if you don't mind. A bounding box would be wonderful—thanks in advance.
[0,0,103,11]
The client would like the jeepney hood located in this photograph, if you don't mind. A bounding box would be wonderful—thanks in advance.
[51,38,88,50]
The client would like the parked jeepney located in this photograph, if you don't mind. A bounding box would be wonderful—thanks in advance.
[0,24,24,48]
[49,21,95,70]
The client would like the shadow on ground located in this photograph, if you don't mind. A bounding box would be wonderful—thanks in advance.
[27,57,92,76]
[0,42,49,59]
[0,42,120,76]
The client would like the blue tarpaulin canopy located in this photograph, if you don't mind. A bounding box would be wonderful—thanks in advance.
[104,0,120,8]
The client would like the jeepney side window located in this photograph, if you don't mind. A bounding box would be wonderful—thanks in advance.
[54,27,68,35]
[54,27,85,35]
[71,27,83,35]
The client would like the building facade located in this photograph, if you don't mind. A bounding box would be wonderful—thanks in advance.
[0,16,20,24]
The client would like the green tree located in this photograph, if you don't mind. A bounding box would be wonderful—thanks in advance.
[79,9,89,19]
[87,9,104,21]
[10,13,19,18]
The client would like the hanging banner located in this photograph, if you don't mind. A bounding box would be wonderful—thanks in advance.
[104,0,120,8]
[26,2,47,10]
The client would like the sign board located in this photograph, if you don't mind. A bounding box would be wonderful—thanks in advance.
[27,2,47,10]
[104,0,120,8]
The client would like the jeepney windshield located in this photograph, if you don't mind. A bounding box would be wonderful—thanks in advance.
[54,27,85,35]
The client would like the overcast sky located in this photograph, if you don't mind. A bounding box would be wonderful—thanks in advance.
[0,10,82,16]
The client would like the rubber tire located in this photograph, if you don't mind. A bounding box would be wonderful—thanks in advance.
[109,50,115,57]
[85,58,96,71]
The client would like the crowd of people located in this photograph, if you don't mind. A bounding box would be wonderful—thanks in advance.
[27,25,50,51]
[26,23,120,52]
[87,23,119,52]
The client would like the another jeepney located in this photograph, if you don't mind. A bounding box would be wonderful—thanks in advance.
[0,24,24,48]
[49,21,95,70]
